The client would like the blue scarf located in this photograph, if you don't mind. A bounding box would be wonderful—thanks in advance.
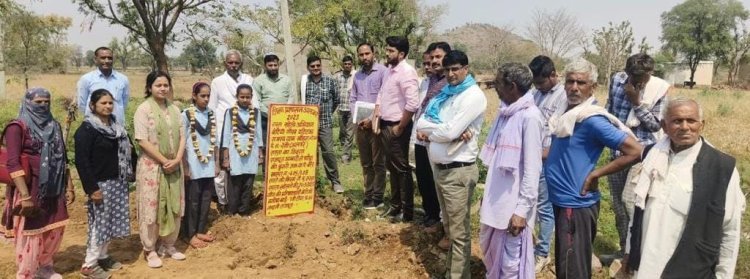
[423,75,476,123]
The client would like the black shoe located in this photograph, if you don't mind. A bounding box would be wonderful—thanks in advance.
[362,199,372,209]
[599,250,624,266]
[381,207,401,218]
[402,212,414,222]
[422,217,440,228]
[97,257,123,271]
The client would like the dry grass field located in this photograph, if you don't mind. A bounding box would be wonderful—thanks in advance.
[0,72,748,278]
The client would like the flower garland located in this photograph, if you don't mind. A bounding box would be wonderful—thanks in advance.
[232,105,256,157]
[187,105,216,163]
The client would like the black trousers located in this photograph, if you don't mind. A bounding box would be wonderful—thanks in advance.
[414,144,439,222]
[553,202,600,279]
[227,174,256,215]
[379,120,415,220]
[261,114,269,148]
[182,178,213,239]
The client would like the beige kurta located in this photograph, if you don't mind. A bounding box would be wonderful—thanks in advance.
[133,101,185,226]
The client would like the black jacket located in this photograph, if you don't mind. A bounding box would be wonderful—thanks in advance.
[74,121,137,195]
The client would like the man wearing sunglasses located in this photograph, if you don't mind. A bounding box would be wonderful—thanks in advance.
[415,50,486,279]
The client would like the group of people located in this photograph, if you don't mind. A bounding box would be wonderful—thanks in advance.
[0,35,744,279]
[344,37,744,279]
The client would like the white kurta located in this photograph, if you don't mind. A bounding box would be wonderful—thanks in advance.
[208,71,257,139]
[633,140,745,279]
[207,71,255,205]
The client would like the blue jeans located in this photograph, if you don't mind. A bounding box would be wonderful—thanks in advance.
[535,173,554,257]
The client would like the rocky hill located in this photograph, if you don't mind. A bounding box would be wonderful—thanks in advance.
[429,23,541,73]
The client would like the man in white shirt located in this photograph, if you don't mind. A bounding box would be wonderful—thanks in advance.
[207,50,255,212]
[624,97,745,278]
[416,50,487,279]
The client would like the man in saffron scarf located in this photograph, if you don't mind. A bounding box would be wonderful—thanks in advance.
[415,50,486,279]
[477,63,544,278]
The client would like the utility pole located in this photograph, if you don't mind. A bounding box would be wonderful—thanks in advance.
[279,0,298,103]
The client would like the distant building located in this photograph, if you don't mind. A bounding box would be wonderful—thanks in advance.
[663,61,714,87]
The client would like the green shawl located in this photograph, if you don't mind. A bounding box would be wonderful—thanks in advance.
[148,97,183,236]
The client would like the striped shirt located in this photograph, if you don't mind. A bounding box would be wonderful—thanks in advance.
[605,72,666,146]
[531,83,567,148]
[304,75,340,129]
[334,71,353,111]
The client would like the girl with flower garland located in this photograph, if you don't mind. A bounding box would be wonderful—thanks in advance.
[221,84,264,217]
[180,82,218,249]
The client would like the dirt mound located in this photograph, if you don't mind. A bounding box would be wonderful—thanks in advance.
[0,190,487,278]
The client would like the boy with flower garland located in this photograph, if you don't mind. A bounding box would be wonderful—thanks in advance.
[181,82,218,248]
[221,84,264,217]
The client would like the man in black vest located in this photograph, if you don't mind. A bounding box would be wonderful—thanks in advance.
[624,97,745,278]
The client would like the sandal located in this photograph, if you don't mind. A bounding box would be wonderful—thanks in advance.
[144,250,162,268]
[189,236,209,249]
[196,233,215,242]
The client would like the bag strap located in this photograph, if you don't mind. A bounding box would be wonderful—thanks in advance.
[641,143,656,162]
[1,120,27,147]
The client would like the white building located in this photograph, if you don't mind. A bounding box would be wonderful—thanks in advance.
[663,61,714,86]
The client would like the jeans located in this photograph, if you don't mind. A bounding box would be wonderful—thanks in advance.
[534,173,554,257]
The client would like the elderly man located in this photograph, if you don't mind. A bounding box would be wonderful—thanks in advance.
[624,98,745,278]
[304,56,344,193]
[208,50,255,210]
[77,46,130,124]
[545,58,642,278]
[376,36,420,222]
[527,55,568,272]
[351,43,388,209]
[254,54,293,145]
[416,50,486,279]
[478,62,543,278]
[605,53,669,256]
[334,55,355,163]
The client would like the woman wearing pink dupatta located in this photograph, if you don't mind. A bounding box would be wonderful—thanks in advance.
[478,63,544,279]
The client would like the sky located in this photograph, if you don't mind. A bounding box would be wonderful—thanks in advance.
[21,0,750,56]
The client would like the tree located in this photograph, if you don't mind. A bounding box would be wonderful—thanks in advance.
[661,0,741,88]
[74,0,223,73]
[723,2,750,85]
[180,39,217,74]
[222,29,271,76]
[237,0,444,65]
[525,8,584,59]
[85,50,96,67]
[586,21,634,88]
[3,9,71,89]
[108,36,141,71]
[637,37,652,54]
[71,45,85,69]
